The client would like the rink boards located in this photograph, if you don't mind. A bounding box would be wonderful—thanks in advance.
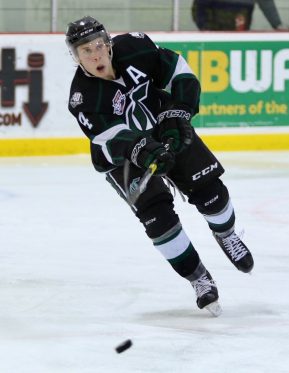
[1,131,289,156]
[0,32,289,155]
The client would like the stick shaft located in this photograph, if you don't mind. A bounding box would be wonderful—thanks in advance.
[127,139,173,206]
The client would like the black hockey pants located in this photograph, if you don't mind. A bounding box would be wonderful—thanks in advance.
[103,131,235,279]
[105,129,230,236]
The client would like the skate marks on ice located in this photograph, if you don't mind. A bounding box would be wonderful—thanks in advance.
[135,302,286,336]
[0,189,17,201]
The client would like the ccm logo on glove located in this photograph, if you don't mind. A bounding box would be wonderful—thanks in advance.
[128,136,175,176]
[155,104,193,153]
[157,109,191,123]
[131,137,147,166]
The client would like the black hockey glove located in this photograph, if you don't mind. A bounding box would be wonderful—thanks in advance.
[155,103,193,153]
[127,137,175,176]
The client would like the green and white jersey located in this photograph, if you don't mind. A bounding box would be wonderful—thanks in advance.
[68,32,200,172]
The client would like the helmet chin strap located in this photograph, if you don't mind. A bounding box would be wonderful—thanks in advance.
[108,44,113,61]
[79,63,95,77]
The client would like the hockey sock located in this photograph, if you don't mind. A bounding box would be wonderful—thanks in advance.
[153,222,200,278]
[188,179,234,233]
[202,199,236,233]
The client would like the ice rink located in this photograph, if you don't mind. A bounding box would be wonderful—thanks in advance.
[1,151,289,373]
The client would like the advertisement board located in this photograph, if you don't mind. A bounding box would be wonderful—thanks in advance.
[158,38,289,128]
[0,34,80,138]
[0,33,289,155]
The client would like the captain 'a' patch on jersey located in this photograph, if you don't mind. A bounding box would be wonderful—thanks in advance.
[112,63,157,132]
[109,62,155,131]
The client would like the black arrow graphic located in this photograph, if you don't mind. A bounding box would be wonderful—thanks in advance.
[23,70,48,128]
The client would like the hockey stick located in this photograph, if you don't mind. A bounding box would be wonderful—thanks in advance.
[128,161,158,206]
[123,157,158,207]
[124,139,173,207]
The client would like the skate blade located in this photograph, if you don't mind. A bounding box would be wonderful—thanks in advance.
[205,301,222,317]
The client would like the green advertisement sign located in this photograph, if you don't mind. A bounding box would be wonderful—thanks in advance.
[159,41,289,128]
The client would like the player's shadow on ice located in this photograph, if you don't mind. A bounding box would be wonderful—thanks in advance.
[137,304,281,334]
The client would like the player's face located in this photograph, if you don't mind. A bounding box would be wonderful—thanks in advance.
[77,37,115,79]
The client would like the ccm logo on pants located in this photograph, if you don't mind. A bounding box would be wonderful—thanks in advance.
[192,162,218,181]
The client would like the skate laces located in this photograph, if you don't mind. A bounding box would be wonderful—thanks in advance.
[192,274,216,298]
[222,231,247,261]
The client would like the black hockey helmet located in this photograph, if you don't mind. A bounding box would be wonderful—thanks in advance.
[65,16,112,59]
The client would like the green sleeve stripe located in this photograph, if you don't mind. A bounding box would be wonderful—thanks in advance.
[97,116,124,130]
[115,131,137,141]
[171,74,196,101]
[161,53,179,88]
[106,129,136,164]
[172,73,195,83]
[111,156,124,162]
[95,82,103,112]
[109,118,125,126]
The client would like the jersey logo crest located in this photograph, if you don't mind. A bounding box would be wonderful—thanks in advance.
[126,81,156,131]
[70,92,83,108]
[112,89,126,115]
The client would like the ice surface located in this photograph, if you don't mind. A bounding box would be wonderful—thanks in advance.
[1,152,289,373]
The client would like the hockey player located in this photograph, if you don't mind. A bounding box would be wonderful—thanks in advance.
[65,16,254,316]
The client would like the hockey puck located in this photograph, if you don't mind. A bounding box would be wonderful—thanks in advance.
[115,339,133,353]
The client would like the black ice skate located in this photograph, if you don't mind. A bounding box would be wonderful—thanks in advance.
[213,229,254,273]
[191,270,222,317]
